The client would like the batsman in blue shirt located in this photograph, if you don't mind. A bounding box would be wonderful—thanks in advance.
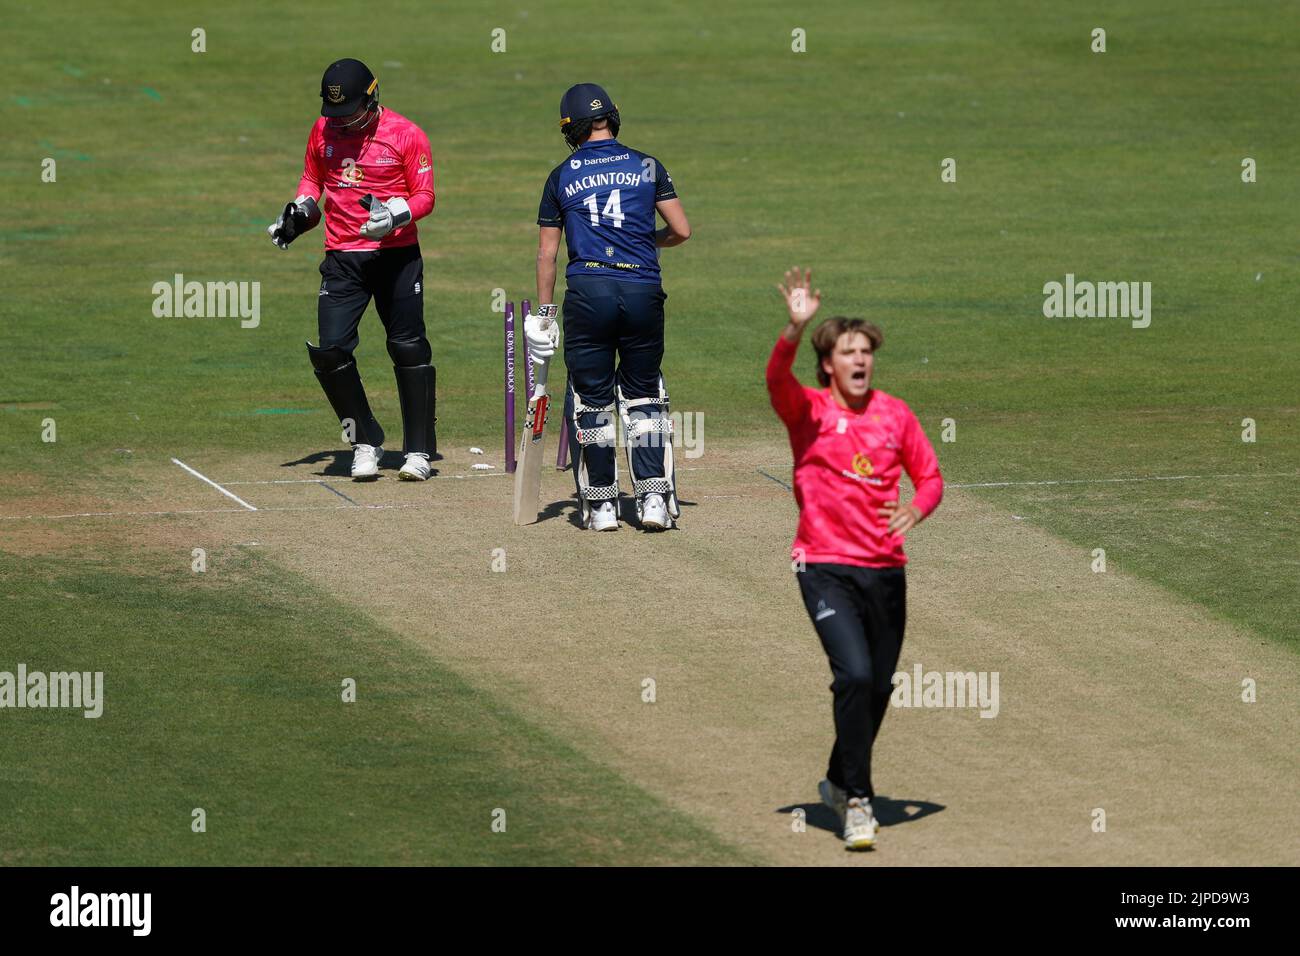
[527,83,692,531]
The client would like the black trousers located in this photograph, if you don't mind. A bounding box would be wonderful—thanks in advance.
[797,563,907,800]
[561,275,668,489]
[318,245,427,359]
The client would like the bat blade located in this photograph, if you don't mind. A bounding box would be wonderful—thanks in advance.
[512,392,549,525]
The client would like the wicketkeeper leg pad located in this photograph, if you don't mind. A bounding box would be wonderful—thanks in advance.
[570,381,619,527]
[392,364,437,457]
[386,336,432,367]
[618,377,679,527]
[307,342,385,447]
[387,337,436,457]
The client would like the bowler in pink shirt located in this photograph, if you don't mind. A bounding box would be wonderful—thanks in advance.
[767,267,944,851]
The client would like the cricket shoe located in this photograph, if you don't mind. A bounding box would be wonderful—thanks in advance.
[351,444,382,480]
[843,797,878,851]
[398,453,431,481]
[588,500,619,532]
[640,493,670,531]
[819,778,847,829]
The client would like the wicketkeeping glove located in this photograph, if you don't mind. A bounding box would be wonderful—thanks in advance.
[267,195,321,250]
[524,305,560,363]
[358,194,412,240]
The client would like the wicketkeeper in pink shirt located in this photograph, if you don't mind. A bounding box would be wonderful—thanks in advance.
[767,267,944,850]
[267,58,437,481]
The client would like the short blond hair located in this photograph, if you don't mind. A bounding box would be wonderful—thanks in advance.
[811,317,883,387]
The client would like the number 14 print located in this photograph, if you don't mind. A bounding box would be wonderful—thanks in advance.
[582,188,624,227]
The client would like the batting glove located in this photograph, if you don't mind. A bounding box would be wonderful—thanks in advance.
[524,305,560,363]
[358,194,412,240]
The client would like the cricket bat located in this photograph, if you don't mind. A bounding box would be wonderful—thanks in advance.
[512,317,555,525]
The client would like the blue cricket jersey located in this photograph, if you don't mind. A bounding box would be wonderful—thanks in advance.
[537,138,677,285]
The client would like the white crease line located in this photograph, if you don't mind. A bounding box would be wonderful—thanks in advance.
[220,472,512,485]
[13,469,1291,523]
[220,479,335,485]
[216,465,709,485]
[754,469,1296,490]
[171,458,258,510]
[1,503,423,521]
[215,466,705,486]
[948,471,1297,489]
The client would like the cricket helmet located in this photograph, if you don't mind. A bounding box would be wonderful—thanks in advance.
[320,58,379,118]
[559,83,620,149]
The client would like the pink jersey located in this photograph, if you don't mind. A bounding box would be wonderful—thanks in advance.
[296,107,435,251]
[767,334,944,568]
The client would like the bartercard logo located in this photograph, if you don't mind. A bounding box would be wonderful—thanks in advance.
[50,886,151,936]
[570,159,581,170]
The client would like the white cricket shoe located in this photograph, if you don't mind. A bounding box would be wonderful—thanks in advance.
[351,444,382,480]
[640,493,670,531]
[819,778,847,829]
[843,797,878,851]
[398,453,431,481]
[588,500,619,531]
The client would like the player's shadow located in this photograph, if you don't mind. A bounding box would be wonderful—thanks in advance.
[776,794,945,834]
[534,494,699,529]
[535,497,585,529]
[281,449,443,477]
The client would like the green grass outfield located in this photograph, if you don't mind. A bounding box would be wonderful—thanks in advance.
[0,547,751,865]
[1,1,1296,862]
